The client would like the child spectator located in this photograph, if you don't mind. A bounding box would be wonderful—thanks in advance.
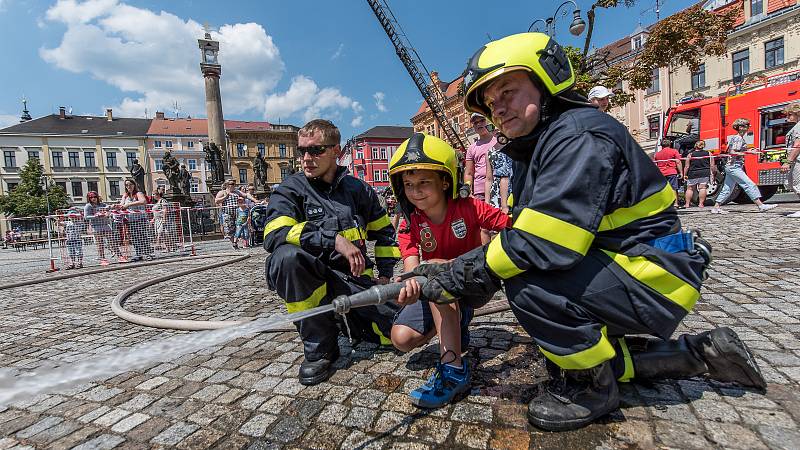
[389,134,511,408]
[61,207,86,269]
[682,140,716,208]
[84,191,119,265]
[234,197,251,249]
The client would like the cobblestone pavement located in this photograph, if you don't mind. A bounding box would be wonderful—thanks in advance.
[0,203,799,449]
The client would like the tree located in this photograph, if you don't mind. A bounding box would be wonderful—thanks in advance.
[0,158,69,232]
[571,1,738,107]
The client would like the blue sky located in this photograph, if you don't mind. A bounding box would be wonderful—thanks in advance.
[0,0,699,138]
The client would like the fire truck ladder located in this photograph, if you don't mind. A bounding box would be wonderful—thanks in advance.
[366,0,466,151]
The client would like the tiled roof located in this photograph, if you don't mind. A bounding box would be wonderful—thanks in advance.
[356,126,414,140]
[414,75,464,116]
[147,118,208,136]
[224,120,272,131]
[0,114,151,137]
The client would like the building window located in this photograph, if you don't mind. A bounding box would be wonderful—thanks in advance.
[28,150,39,161]
[239,168,247,183]
[279,143,286,158]
[190,178,199,193]
[68,151,80,168]
[84,151,96,168]
[154,159,163,171]
[187,141,194,148]
[126,152,137,168]
[52,151,64,168]
[632,35,643,51]
[237,143,245,157]
[381,169,389,181]
[380,148,387,160]
[71,181,83,198]
[3,151,15,168]
[106,152,117,168]
[87,181,98,193]
[280,167,291,181]
[165,140,173,148]
[187,159,197,170]
[373,170,380,181]
[732,49,750,84]
[750,0,763,16]
[6,182,18,192]
[765,38,784,69]
[691,64,706,90]
[356,148,363,159]
[371,148,379,159]
[257,143,266,157]
[109,180,120,198]
[154,140,162,148]
[55,181,67,192]
[646,68,660,95]
[648,115,660,140]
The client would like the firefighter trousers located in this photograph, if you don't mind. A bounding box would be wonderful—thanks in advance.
[265,245,397,360]
[505,248,698,372]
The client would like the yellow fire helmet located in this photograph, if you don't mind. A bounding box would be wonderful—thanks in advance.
[389,133,458,217]
[463,32,575,118]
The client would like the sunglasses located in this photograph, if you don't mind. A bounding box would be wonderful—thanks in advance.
[296,144,335,157]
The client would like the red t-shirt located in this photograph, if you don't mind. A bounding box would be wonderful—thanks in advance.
[397,197,511,261]
[654,147,682,176]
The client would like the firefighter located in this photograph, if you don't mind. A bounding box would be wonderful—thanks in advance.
[407,33,767,431]
[263,119,400,385]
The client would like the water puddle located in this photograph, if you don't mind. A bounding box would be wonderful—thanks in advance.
[0,305,334,405]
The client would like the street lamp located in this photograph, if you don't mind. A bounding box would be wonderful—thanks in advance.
[528,0,586,37]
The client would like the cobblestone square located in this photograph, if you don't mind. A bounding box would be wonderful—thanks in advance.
[1,203,799,449]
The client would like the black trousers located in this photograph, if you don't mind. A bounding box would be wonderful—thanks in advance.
[505,249,700,371]
[266,245,397,360]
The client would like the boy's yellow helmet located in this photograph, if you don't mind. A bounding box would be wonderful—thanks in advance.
[463,32,575,118]
[389,133,458,217]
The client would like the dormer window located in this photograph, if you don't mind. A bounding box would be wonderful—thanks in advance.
[750,0,763,17]
[632,35,644,51]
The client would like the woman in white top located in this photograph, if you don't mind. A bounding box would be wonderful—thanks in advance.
[117,178,154,260]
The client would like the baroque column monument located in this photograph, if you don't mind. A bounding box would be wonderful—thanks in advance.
[198,28,227,193]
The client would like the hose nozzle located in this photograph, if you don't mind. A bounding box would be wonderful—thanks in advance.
[332,276,427,314]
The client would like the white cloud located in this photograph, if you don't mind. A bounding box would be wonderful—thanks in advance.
[0,114,19,130]
[264,75,362,124]
[350,116,363,127]
[39,0,357,124]
[330,43,344,61]
[373,92,387,112]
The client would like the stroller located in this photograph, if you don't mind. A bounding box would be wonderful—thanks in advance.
[248,204,269,247]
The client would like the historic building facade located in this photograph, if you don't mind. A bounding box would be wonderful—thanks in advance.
[342,126,414,189]
[145,113,210,196]
[226,121,298,191]
[0,108,149,204]
[409,72,479,149]
[598,0,800,153]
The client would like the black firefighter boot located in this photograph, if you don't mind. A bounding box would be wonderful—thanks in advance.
[528,359,620,431]
[628,327,766,390]
[298,347,340,386]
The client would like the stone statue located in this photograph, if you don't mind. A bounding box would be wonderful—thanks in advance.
[253,155,268,191]
[162,151,181,193]
[129,159,146,195]
[203,142,225,184]
[178,164,192,196]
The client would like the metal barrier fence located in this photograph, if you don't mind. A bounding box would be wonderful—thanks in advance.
[1,203,268,272]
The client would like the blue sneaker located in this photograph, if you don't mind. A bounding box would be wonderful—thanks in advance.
[409,361,471,408]
[460,307,474,351]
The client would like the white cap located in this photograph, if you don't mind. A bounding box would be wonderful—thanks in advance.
[470,112,485,121]
[588,86,614,100]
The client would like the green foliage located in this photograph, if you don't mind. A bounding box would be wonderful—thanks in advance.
[0,158,69,218]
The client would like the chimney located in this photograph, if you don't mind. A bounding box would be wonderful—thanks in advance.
[59,106,66,119]
[106,108,113,121]
[155,111,165,120]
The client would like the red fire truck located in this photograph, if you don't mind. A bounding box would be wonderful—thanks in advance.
[662,69,800,204]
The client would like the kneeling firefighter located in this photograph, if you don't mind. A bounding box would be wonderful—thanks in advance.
[408,32,767,431]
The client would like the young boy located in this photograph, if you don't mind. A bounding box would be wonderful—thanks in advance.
[389,133,511,408]
[234,197,250,249]
[61,207,86,269]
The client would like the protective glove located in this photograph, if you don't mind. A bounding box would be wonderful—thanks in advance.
[420,276,457,305]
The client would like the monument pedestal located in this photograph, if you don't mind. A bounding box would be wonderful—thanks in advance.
[165,191,195,208]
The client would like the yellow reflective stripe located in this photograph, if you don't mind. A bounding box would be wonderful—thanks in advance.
[617,337,634,382]
[514,208,594,255]
[539,326,616,370]
[264,215,298,238]
[508,193,514,208]
[486,234,524,279]
[375,246,401,258]
[441,289,455,301]
[339,227,365,242]
[598,183,674,231]
[367,214,391,232]
[362,268,374,278]
[371,322,392,346]
[602,250,699,312]
[286,222,306,246]
[285,283,327,313]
